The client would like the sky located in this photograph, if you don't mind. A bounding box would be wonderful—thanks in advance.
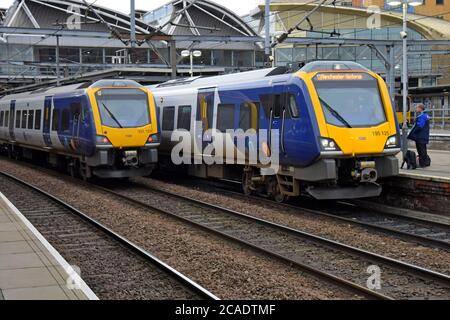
[0,0,261,16]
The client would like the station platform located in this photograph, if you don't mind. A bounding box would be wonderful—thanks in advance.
[404,130,450,151]
[397,149,450,182]
[0,193,97,300]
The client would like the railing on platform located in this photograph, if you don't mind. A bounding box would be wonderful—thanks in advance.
[412,109,450,129]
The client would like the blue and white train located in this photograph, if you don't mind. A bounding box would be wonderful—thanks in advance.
[0,79,160,179]
[150,61,400,201]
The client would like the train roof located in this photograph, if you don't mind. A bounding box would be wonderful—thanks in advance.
[0,79,143,101]
[150,68,286,91]
[150,61,369,92]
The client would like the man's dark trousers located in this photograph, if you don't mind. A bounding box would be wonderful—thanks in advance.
[416,142,429,167]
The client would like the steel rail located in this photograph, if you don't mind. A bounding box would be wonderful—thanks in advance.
[195,179,450,251]
[92,183,396,300]
[0,171,219,301]
[121,182,450,287]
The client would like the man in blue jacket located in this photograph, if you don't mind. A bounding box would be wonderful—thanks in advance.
[407,104,431,168]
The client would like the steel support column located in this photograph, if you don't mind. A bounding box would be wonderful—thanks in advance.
[169,39,177,79]
[387,45,396,102]
[55,34,60,86]
[265,0,271,64]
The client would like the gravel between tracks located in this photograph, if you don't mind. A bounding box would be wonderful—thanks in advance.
[133,176,450,276]
[0,178,200,300]
[0,158,359,300]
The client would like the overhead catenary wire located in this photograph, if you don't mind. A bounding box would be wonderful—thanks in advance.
[2,0,450,81]
[282,4,450,43]
[271,0,330,47]
[245,1,450,49]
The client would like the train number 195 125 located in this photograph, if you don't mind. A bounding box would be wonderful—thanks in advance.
[372,130,390,137]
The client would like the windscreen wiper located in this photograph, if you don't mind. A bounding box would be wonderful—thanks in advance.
[319,98,352,128]
[101,102,123,128]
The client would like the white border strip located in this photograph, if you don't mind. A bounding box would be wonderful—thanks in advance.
[399,172,450,183]
[0,192,99,300]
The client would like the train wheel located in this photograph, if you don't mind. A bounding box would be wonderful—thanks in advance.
[267,176,287,203]
[6,146,12,159]
[242,170,253,196]
[79,163,91,182]
[68,160,78,178]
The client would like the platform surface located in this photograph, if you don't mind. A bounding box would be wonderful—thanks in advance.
[0,193,97,300]
[397,149,450,182]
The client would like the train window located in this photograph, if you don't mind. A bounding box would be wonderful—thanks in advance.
[0,111,3,127]
[162,107,175,131]
[288,94,299,118]
[217,104,235,132]
[273,95,282,118]
[52,109,59,131]
[197,92,214,130]
[62,109,70,131]
[21,110,27,129]
[177,105,191,131]
[259,94,282,118]
[5,111,9,127]
[28,110,34,129]
[15,110,21,128]
[70,102,82,121]
[239,104,251,131]
[35,110,41,130]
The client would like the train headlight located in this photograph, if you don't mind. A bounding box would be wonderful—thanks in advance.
[319,137,340,151]
[385,135,399,149]
[96,135,112,146]
[147,134,160,144]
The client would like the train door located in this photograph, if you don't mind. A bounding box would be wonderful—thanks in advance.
[260,81,300,163]
[43,96,52,148]
[70,101,82,153]
[216,92,258,164]
[265,82,288,158]
[280,85,303,164]
[196,87,215,161]
[8,100,15,142]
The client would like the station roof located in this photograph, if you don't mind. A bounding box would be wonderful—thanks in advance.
[256,2,450,40]
[2,0,165,35]
[0,66,225,96]
[0,8,6,24]
[410,84,450,95]
[143,0,257,37]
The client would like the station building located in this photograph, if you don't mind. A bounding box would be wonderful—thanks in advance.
[0,0,261,91]
[142,0,264,70]
[0,8,6,24]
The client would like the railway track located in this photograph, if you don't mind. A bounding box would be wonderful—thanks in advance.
[314,200,450,249]
[176,178,450,252]
[96,180,450,300]
[0,171,218,301]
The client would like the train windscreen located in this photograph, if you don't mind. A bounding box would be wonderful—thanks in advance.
[95,88,150,128]
[313,73,386,128]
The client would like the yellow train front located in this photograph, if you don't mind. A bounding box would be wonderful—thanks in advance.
[0,79,160,179]
[280,61,401,200]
